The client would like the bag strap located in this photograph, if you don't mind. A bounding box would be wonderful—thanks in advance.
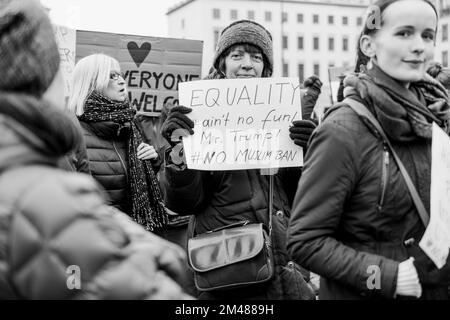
[261,168,275,238]
[268,175,273,237]
[343,98,430,227]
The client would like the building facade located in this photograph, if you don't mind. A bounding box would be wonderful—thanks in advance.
[167,0,448,106]
[437,0,450,67]
[167,0,371,105]
[167,0,373,80]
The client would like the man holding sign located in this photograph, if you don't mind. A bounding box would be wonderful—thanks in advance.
[160,20,321,300]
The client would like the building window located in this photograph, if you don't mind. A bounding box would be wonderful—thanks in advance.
[342,16,348,25]
[443,24,448,42]
[297,13,303,23]
[265,11,272,22]
[313,14,319,24]
[313,37,319,50]
[248,10,255,20]
[328,15,334,25]
[328,37,335,51]
[443,51,449,67]
[282,12,288,23]
[213,8,220,19]
[298,64,304,84]
[283,63,289,77]
[298,36,304,50]
[282,35,288,49]
[314,63,320,77]
[343,36,349,51]
[181,19,185,29]
[357,17,363,26]
[329,62,335,68]
[230,9,238,20]
[213,30,220,49]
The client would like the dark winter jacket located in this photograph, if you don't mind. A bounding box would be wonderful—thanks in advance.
[161,73,321,300]
[80,120,162,214]
[287,98,449,300]
[163,163,314,300]
[0,95,192,300]
[80,120,130,212]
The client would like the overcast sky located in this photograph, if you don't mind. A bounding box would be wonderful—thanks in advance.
[41,0,183,37]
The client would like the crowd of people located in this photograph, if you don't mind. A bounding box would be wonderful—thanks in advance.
[0,0,449,300]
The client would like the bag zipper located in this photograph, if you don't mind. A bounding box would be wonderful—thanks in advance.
[205,220,250,234]
[377,145,389,211]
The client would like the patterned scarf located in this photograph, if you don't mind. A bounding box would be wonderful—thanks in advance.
[79,91,168,231]
[343,63,450,142]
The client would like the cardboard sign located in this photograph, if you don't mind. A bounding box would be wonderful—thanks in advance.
[53,25,76,97]
[76,30,203,116]
[179,77,303,171]
[328,65,354,104]
[419,123,450,268]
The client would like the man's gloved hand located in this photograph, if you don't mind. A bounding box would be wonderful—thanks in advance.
[289,119,318,149]
[410,245,450,288]
[161,106,194,146]
[302,75,323,119]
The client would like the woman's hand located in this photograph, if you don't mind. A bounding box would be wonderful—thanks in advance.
[137,143,158,160]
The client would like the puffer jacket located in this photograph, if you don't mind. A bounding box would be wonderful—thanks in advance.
[0,110,192,300]
[163,164,314,300]
[287,99,449,300]
[80,120,130,213]
[80,120,162,214]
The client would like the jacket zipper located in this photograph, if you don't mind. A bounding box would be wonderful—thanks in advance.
[113,141,128,184]
[377,145,389,211]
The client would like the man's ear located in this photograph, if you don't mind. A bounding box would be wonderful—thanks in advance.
[360,34,376,59]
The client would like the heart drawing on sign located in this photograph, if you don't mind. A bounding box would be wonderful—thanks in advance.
[127,41,152,68]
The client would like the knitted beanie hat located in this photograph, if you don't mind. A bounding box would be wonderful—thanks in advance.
[213,20,273,75]
[0,0,60,96]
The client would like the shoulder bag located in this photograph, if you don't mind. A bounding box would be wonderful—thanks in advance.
[187,176,275,292]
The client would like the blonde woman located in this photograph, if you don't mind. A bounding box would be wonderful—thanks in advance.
[69,53,168,231]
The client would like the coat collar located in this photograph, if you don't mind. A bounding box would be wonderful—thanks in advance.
[0,115,57,172]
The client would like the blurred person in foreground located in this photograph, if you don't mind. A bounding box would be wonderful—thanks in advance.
[0,0,192,300]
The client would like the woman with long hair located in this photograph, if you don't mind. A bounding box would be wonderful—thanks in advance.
[68,54,167,231]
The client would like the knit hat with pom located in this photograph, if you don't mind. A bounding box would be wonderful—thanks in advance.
[0,0,60,96]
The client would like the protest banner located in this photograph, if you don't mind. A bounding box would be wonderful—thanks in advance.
[76,30,203,117]
[328,65,354,104]
[179,77,303,171]
[53,25,76,97]
[419,123,450,268]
